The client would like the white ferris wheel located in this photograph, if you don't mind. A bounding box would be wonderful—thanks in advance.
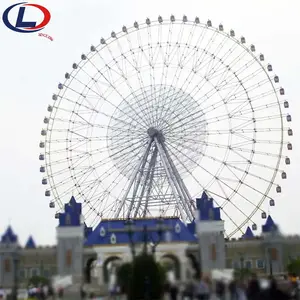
[39,15,293,237]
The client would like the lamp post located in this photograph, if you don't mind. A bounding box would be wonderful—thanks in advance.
[124,218,136,258]
[142,225,149,254]
[12,249,20,300]
[238,252,245,279]
[109,217,172,258]
[268,248,273,277]
[150,217,165,256]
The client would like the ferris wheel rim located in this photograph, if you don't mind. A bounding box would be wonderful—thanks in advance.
[41,15,290,237]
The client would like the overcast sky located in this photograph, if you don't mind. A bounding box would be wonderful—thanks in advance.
[0,0,299,245]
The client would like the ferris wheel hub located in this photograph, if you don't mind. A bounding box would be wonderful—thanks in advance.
[147,127,159,137]
[147,127,164,142]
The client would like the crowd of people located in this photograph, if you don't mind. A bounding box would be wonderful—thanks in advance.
[27,284,56,299]
[1,274,299,299]
[165,274,299,299]
[0,284,63,300]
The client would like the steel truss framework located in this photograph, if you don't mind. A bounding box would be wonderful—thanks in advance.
[115,127,196,221]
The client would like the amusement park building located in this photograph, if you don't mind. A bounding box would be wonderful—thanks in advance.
[0,193,299,287]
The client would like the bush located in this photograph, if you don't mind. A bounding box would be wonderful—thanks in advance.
[234,267,252,279]
[287,259,300,276]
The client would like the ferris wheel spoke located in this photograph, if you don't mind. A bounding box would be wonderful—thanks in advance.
[204,44,244,82]
[117,41,157,127]
[56,94,99,115]
[165,142,245,237]
[161,74,246,133]
[175,25,198,67]
[170,136,279,189]
[93,141,148,170]
[201,100,283,127]
[167,136,282,174]
[165,140,267,213]
[158,25,201,117]
[184,45,251,106]
[230,147,284,173]
[197,64,264,113]
[80,58,151,130]
[68,140,147,178]
[214,179,255,227]
[159,31,220,123]
[230,147,284,159]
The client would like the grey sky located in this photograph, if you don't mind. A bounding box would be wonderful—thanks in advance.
[0,0,299,245]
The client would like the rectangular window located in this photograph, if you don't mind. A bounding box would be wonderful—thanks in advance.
[43,269,50,278]
[66,249,72,267]
[211,244,216,261]
[245,260,252,269]
[269,248,277,261]
[226,259,232,268]
[19,269,26,279]
[31,268,39,277]
[232,261,240,269]
[256,259,265,269]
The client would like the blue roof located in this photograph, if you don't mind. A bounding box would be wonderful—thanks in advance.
[85,217,197,246]
[262,215,277,233]
[243,226,254,239]
[196,191,222,221]
[25,236,36,249]
[1,226,18,243]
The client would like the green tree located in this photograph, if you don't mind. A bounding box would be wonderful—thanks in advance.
[287,259,300,276]
[117,253,166,300]
[129,253,166,300]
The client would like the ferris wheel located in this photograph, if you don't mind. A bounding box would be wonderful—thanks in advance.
[39,15,293,237]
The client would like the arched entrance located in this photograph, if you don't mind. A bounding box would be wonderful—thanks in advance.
[160,254,181,280]
[103,256,122,284]
[84,257,97,283]
[186,253,201,279]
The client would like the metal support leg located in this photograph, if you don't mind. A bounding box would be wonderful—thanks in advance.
[134,147,158,217]
[127,143,153,217]
[161,141,195,219]
[154,137,186,220]
[114,141,152,218]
